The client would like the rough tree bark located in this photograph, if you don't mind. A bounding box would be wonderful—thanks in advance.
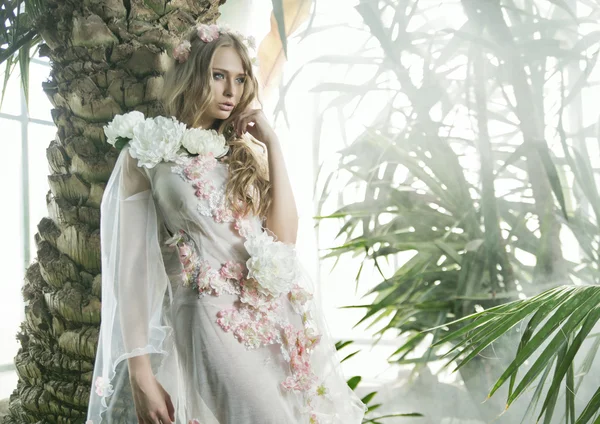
[4,1,224,422]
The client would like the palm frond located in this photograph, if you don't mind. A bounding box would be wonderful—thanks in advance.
[0,0,44,108]
[432,286,600,423]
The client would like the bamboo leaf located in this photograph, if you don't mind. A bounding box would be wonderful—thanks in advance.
[271,0,287,57]
[533,141,569,220]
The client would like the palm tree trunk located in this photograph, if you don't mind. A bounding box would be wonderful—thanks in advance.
[3,1,223,422]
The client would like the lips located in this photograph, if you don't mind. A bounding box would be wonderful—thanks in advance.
[219,102,234,111]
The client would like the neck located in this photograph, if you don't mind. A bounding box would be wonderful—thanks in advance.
[196,116,215,130]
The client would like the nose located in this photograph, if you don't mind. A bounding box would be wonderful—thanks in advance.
[224,78,235,98]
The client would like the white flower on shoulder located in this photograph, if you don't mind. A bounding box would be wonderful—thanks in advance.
[244,231,299,296]
[181,128,229,158]
[103,111,145,146]
[129,116,187,168]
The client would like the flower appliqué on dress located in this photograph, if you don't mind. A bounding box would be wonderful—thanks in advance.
[94,376,113,398]
[166,230,242,297]
[172,154,235,223]
[168,151,328,419]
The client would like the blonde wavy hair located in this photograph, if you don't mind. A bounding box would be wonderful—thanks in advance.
[161,27,271,219]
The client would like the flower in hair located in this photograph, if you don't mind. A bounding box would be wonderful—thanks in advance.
[243,35,257,51]
[197,24,220,43]
[173,40,191,63]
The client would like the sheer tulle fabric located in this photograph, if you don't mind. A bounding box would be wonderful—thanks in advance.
[86,146,366,423]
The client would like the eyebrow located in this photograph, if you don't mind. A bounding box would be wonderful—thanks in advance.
[212,67,246,76]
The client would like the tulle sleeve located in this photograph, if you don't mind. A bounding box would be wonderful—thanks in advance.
[86,146,179,423]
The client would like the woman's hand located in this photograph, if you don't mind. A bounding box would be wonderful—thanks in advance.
[130,371,175,424]
[233,108,278,145]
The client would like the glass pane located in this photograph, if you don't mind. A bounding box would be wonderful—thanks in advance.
[28,122,55,263]
[0,370,18,399]
[0,68,22,116]
[28,62,53,122]
[0,118,25,369]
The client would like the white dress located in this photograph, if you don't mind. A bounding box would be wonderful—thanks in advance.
[85,143,366,424]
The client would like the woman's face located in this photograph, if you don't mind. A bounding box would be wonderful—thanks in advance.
[200,46,246,128]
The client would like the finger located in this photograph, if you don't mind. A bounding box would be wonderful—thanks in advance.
[158,409,173,424]
[235,118,243,136]
[166,395,175,421]
[236,109,254,125]
[233,115,244,136]
[241,118,254,135]
[146,414,160,424]
[237,118,249,136]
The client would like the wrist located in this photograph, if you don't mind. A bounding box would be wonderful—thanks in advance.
[127,356,153,380]
[263,134,280,148]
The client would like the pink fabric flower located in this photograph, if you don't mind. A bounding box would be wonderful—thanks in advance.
[189,420,201,424]
[208,272,230,296]
[234,322,261,349]
[195,260,213,293]
[197,24,220,43]
[234,215,253,238]
[288,284,313,313]
[214,205,234,223]
[216,309,237,332]
[220,261,245,280]
[192,179,213,199]
[216,293,281,350]
[178,243,194,264]
[94,376,113,397]
[239,278,276,311]
[173,40,191,63]
[281,372,318,392]
[183,154,217,180]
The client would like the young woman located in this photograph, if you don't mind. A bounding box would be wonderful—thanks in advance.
[86,24,366,424]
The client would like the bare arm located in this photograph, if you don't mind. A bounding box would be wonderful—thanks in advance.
[234,109,299,244]
[264,137,299,244]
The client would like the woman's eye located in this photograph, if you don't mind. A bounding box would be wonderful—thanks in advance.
[236,77,246,84]
[213,72,224,80]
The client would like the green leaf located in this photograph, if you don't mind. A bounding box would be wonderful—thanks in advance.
[341,350,360,363]
[360,391,377,405]
[1,54,16,109]
[574,384,600,424]
[346,376,361,390]
[489,289,600,401]
[114,137,130,150]
[537,305,600,419]
[334,340,354,351]
[18,38,30,108]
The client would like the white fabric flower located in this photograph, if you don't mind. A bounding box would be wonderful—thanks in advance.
[103,111,145,146]
[244,232,299,296]
[129,116,187,168]
[181,128,229,158]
